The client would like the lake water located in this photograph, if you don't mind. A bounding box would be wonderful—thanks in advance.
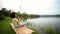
[27,17,60,34]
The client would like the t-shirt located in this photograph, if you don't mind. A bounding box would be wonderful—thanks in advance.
[12,18,25,28]
[12,18,18,27]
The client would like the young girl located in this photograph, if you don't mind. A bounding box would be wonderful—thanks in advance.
[11,12,25,28]
[17,16,25,28]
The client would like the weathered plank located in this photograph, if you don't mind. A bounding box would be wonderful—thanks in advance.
[10,23,34,34]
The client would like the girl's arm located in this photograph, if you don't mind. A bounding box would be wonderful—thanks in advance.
[15,19,19,24]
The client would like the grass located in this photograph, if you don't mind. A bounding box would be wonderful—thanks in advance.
[0,17,16,34]
[41,27,60,34]
[0,17,39,34]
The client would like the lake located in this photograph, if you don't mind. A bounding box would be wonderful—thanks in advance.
[27,17,60,34]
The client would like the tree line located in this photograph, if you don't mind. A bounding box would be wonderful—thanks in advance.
[0,8,40,20]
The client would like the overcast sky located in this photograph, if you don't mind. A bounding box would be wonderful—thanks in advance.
[0,0,60,15]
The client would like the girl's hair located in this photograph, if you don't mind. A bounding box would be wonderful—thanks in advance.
[11,12,16,18]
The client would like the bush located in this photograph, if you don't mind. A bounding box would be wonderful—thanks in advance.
[0,16,5,20]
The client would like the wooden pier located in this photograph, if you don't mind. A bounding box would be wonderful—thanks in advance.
[10,23,34,34]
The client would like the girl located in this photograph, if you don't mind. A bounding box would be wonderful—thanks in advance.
[11,12,25,28]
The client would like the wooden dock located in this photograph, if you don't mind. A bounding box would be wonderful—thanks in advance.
[10,23,34,34]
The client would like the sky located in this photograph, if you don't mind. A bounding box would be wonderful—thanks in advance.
[0,0,60,15]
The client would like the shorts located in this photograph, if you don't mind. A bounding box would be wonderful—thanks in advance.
[15,24,21,28]
[15,23,24,28]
